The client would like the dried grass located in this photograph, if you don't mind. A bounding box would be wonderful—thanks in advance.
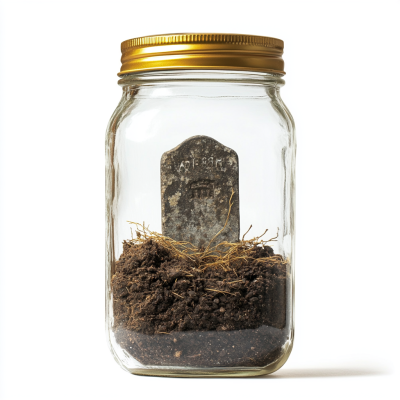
[127,189,286,272]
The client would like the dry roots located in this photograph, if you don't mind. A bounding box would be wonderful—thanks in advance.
[127,189,287,272]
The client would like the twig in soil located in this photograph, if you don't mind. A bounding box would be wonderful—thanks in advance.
[205,288,236,296]
[242,225,252,241]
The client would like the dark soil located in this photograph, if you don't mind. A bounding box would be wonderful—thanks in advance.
[112,239,289,368]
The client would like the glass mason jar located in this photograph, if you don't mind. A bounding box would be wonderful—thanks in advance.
[106,33,296,377]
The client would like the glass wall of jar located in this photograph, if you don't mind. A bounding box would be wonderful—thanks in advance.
[106,34,296,377]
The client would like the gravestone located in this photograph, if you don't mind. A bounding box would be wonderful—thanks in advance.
[160,135,239,248]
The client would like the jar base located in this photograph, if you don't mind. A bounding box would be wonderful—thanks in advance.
[127,339,293,378]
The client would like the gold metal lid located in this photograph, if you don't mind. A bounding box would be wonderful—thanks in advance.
[119,33,285,76]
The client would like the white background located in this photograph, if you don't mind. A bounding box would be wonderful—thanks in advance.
[0,0,399,399]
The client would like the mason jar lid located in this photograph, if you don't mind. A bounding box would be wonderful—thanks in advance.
[119,33,285,76]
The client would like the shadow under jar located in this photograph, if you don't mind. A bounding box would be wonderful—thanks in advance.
[105,33,296,377]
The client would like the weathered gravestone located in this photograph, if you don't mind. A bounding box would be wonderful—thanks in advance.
[160,135,239,248]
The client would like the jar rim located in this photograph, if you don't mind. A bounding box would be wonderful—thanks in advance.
[117,69,286,87]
